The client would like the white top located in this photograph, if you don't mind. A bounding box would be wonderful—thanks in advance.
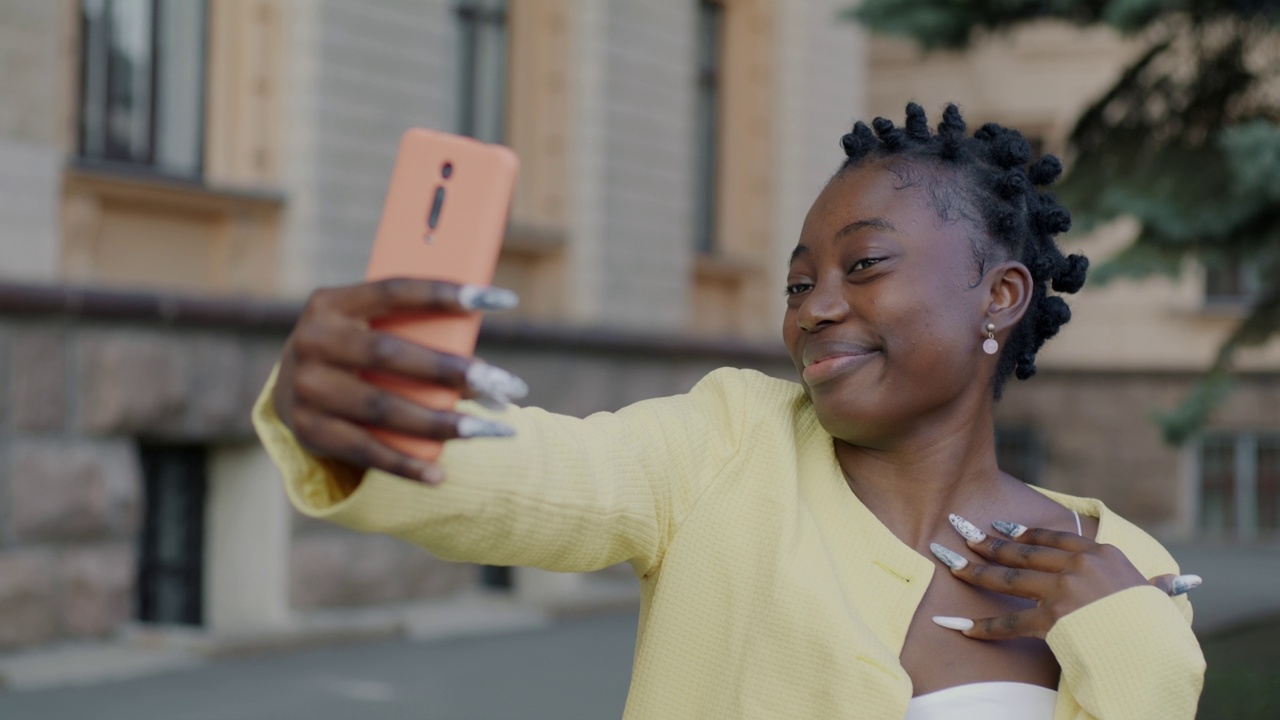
[905,682,1058,719]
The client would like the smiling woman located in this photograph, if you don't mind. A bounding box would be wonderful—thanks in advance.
[255,104,1205,719]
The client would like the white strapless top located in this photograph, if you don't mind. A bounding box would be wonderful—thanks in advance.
[905,682,1058,720]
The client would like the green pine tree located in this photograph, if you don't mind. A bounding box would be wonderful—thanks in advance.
[846,0,1280,443]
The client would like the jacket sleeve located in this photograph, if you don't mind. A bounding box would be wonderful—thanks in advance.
[1047,580,1204,719]
[252,366,750,577]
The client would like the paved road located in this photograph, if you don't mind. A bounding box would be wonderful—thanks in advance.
[0,613,638,720]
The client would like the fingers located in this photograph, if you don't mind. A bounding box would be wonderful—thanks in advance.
[933,608,1051,641]
[293,318,528,405]
[308,278,518,320]
[949,514,1075,572]
[1150,573,1203,596]
[998,524,1095,554]
[930,543,1056,601]
[291,407,445,485]
[294,364,514,441]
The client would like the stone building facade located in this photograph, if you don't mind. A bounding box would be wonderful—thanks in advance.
[0,0,860,651]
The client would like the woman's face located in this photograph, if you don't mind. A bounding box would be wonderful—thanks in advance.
[782,162,997,446]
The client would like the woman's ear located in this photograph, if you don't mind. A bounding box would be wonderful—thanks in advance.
[986,261,1033,329]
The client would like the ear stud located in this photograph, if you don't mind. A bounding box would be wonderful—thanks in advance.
[983,323,999,355]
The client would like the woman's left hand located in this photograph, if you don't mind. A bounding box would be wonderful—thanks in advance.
[929,517,1201,640]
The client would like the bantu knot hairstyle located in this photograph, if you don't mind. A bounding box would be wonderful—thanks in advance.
[836,102,1089,397]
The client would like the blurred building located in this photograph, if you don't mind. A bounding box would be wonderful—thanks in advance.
[0,0,859,650]
[865,24,1280,540]
[0,0,1275,655]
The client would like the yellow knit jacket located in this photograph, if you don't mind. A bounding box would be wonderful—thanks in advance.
[254,366,1204,719]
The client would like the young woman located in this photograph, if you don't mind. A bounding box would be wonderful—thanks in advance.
[256,104,1204,719]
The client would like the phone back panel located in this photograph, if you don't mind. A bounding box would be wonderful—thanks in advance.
[364,129,518,460]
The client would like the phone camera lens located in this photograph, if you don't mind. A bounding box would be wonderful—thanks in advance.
[441,162,454,179]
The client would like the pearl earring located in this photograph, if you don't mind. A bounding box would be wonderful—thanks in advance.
[983,323,999,355]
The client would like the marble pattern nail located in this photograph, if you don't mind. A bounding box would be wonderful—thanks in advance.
[991,520,1028,538]
[1170,574,1202,596]
[929,543,968,571]
[466,361,530,405]
[458,285,520,311]
[949,514,987,543]
[457,416,516,438]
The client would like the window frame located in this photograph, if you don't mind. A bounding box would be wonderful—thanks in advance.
[1195,431,1280,539]
[76,0,210,180]
[693,0,725,256]
[454,0,510,143]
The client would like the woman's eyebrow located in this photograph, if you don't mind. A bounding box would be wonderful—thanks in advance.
[835,217,898,239]
[789,217,899,266]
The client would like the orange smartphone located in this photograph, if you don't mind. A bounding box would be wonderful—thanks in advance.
[363,128,519,461]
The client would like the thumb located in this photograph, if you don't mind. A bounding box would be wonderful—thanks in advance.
[1149,573,1202,596]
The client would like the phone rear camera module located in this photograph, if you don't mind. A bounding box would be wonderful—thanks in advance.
[441,162,454,179]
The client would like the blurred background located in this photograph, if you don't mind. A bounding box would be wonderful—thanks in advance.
[0,0,1276,718]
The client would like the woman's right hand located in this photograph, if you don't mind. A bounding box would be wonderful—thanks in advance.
[271,278,527,485]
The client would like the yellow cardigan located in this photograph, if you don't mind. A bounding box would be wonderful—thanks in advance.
[254,367,1204,719]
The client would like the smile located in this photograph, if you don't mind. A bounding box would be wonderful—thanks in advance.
[801,350,879,386]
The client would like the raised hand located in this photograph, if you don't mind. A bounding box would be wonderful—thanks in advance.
[928,515,1201,640]
[272,278,527,485]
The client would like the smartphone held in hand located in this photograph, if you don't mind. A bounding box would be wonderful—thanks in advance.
[364,129,519,460]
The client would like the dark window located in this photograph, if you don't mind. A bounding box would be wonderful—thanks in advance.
[78,0,208,177]
[137,444,207,626]
[1199,433,1280,538]
[693,0,724,255]
[995,425,1043,485]
[455,0,509,143]
[1204,255,1260,305]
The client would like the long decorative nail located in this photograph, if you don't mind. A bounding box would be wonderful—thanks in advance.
[456,416,516,438]
[932,616,975,632]
[1170,574,1202,596]
[466,361,530,404]
[949,514,987,543]
[458,285,519,311]
[992,520,1027,538]
[929,543,968,571]
[419,465,445,485]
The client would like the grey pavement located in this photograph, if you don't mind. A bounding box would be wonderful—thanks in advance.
[0,612,639,720]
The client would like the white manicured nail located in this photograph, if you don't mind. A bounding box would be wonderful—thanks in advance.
[1170,574,1202,596]
[992,520,1027,538]
[456,416,516,438]
[466,361,529,404]
[933,616,974,632]
[949,514,987,543]
[458,285,519,311]
[929,543,968,571]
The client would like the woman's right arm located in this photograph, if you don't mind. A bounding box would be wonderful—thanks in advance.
[270,278,527,486]
[257,278,748,576]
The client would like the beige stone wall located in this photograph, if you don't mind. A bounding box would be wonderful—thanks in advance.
[0,319,282,648]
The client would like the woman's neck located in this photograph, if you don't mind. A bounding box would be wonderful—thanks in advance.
[833,409,1005,548]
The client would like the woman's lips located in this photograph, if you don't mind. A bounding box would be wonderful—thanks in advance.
[802,351,878,386]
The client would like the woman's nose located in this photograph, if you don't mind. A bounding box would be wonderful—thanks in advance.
[797,280,849,332]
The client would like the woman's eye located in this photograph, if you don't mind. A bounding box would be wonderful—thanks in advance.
[784,283,813,297]
[850,257,885,273]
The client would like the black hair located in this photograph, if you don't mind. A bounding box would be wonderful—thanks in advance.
[837,102,1088,398]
